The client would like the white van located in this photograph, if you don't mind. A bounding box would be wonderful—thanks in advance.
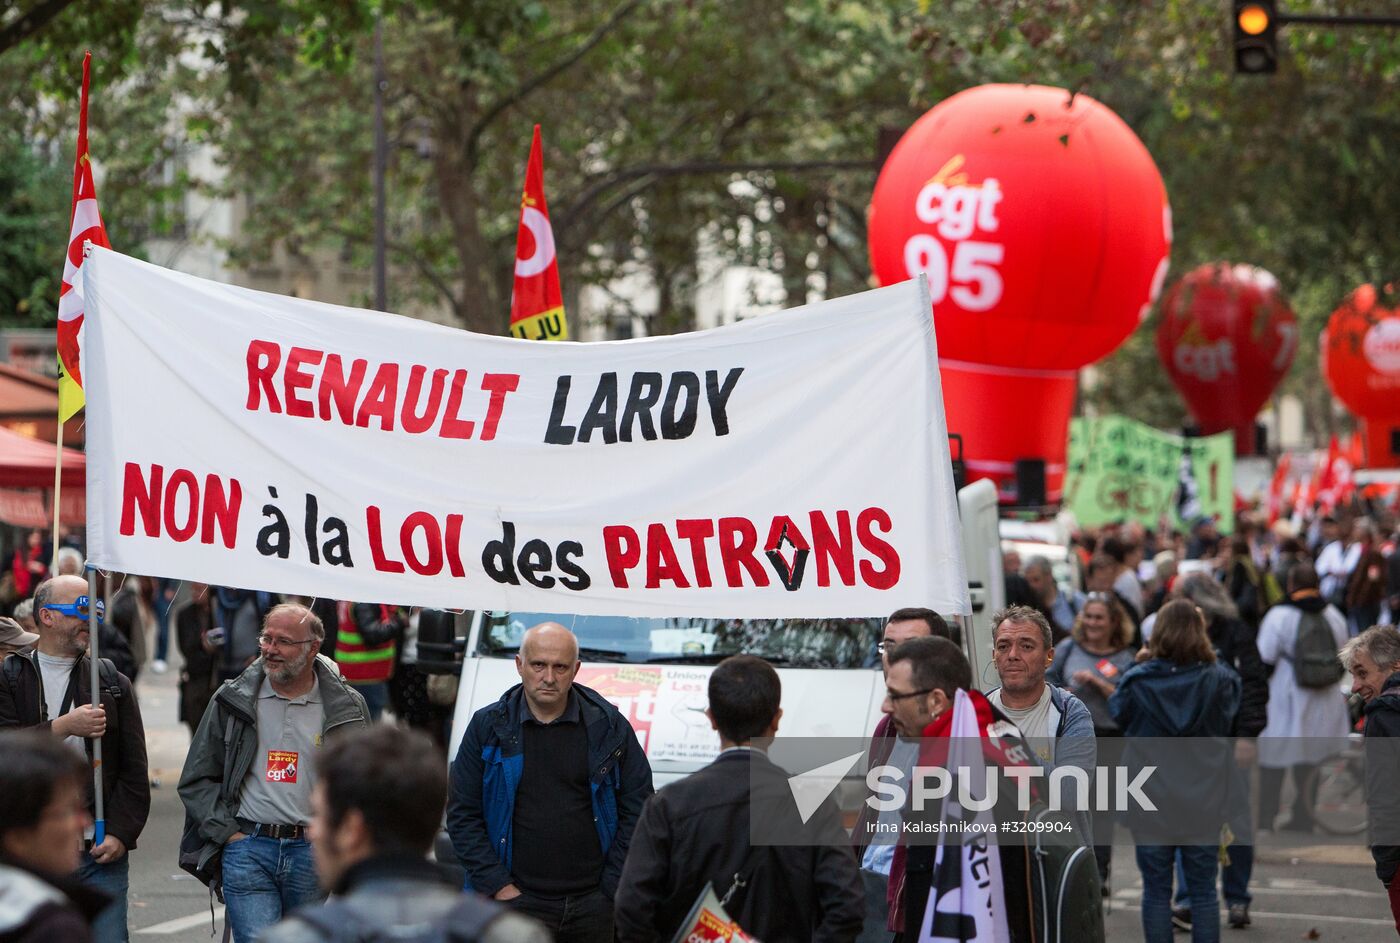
[445,481,1006,783]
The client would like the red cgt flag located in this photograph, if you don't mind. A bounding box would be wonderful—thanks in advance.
[509,125,568,341]
[56,52,111,422]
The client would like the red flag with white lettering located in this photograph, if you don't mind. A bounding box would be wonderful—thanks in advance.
[56,52,111,422]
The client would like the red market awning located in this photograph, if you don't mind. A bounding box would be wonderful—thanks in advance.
[0,425,84,489]
[0,487,85,528]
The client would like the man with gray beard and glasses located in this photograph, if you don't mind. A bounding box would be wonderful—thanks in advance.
[178,603,370,943]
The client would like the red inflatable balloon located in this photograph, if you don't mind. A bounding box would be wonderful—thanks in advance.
[869,84,1172,502]
[1157,263,1298,455]
[1323,284,1400,468]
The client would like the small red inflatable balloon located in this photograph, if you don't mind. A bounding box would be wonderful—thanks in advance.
[869,84,1172,502]
[1323,284,1400,468]
[1157,263,1298,455]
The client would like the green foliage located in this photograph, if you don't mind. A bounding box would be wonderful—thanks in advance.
[0,128,67,325]
[1,0,1396,450]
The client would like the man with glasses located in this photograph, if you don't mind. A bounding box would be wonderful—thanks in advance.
[851,608,951,943]
[0,575,150,943]
[179,602,370,943]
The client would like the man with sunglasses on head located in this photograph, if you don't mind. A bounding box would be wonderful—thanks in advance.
[0,575,150,943]
[178,602,370,943]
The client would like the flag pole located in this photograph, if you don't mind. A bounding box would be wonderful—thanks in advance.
[87,561,104,847]
[51,422,65,572]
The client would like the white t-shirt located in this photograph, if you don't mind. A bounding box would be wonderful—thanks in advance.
[36,652,94,844]
[36,652,85,756]
[989,685,1056,764]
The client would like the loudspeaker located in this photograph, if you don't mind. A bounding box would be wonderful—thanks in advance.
[416,609,463,675]
[1014,458,1047,507]
[948,433,967,492]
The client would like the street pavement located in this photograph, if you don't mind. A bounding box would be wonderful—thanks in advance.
[122,658,1395,941]
[128,654,228,940]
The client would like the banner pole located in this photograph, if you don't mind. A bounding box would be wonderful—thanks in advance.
[87,563,105,847]
[51,421,65,572]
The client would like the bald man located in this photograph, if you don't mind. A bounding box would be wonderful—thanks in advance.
[447,623,653,943]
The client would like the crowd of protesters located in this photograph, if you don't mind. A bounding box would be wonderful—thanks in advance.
[2,502,1399,942]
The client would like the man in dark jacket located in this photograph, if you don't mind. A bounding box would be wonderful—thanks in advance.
[447,622,652,943]
[852,609,951,943]
[261,725,548,943]
[0,576,150,943]
[614,655,863,943]
[178,603,371,943]
[175,583,220,735]
[1339,625,1400,934]
[0,730,109,943]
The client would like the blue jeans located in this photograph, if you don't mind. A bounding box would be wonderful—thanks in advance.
[355,682,388,721]
[221,836,323,943]
[1137,845,1219,943]
[77,851,129,943]
[153,580,175,662]
[1174,844,1252,908]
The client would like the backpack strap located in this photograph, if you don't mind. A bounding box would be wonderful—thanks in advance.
[719,841,770,909]
[1279,608,1324,663]
[1,651,24,688]
[220,712,239,802]
[97,657,122,699]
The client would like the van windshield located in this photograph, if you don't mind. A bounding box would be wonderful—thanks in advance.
[477,612,883,669]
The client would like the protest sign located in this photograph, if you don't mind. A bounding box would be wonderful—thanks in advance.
[82,248,969,617]
[1063,415,1234,533]
[668,884,758,943]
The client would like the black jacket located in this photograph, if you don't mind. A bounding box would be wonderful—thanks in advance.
[1207,615,1269,738]
[614,749,863,943]
[447,683,653,899]
[0,857,109,943]
[97,625,136,687]
[0,652,150,850]
[175,602,220,733]
[1364,672,1400,884]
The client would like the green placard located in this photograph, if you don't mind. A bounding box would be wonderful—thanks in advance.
[1063,416,1235,534]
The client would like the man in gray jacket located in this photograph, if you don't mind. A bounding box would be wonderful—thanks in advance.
[177,603,370,943]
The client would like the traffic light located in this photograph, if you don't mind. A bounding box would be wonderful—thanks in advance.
[1234,1,1279,73]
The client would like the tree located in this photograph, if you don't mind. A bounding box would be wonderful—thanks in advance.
[4,0,1397,452]
[198,0,921,334]
[0,126,67,325]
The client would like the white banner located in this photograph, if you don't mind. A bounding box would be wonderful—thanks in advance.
[82,248,969,617]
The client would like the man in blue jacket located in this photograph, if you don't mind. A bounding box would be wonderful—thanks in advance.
[447,622,653,943]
